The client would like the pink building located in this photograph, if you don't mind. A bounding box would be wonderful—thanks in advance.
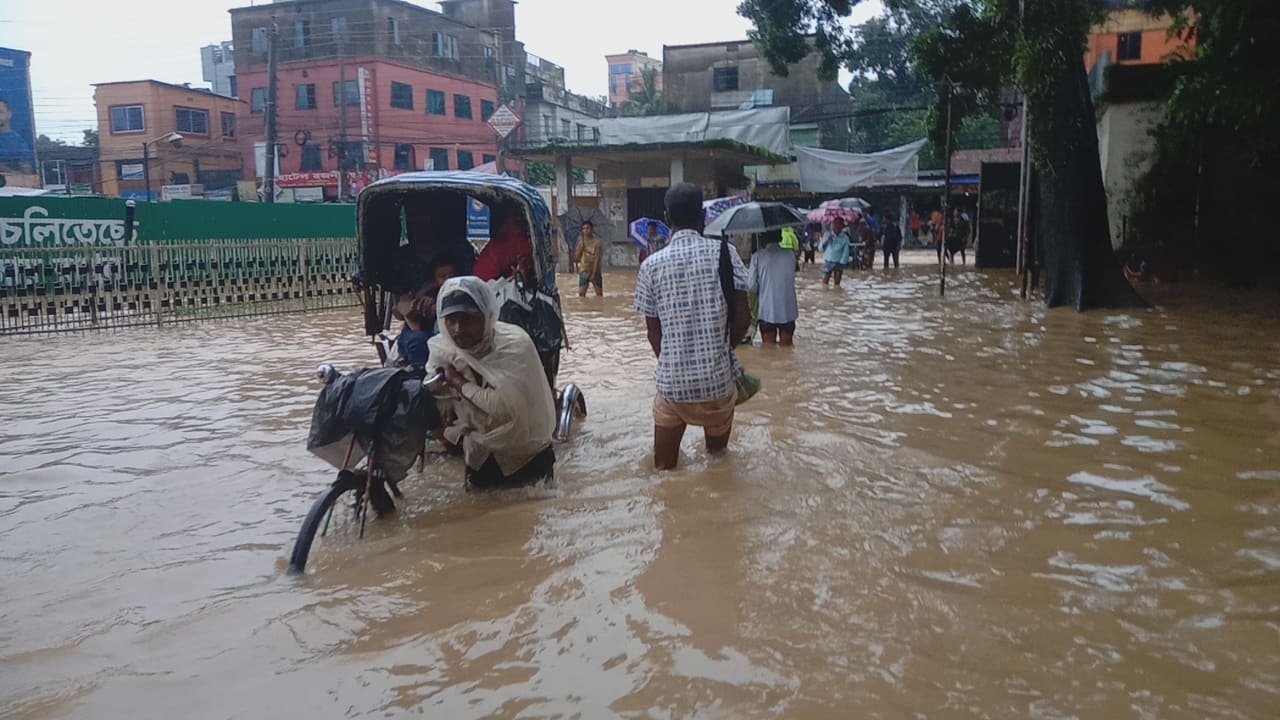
[230,0,517,199]
[237,60,500,198]
[605,50,662,109]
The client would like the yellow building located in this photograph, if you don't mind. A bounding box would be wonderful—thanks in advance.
[93,80,245,199]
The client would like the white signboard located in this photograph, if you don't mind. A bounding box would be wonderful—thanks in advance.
[795,140,927,193]
[161,184,204,201]
[487,104,521,139]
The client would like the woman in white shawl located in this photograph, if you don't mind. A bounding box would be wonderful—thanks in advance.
[426,276,557,488]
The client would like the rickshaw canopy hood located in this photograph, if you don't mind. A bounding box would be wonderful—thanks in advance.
[356,171,559,295]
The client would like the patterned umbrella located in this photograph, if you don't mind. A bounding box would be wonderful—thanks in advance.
[703,195,748,224]
[807,206,861,224]
[628,217,670,250]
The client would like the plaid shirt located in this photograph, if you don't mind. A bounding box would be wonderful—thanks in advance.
[635,228,748,404]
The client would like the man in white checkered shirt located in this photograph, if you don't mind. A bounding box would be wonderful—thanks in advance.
[635,183,749,470]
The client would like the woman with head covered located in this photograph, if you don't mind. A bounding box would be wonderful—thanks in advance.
[426,276,557,488]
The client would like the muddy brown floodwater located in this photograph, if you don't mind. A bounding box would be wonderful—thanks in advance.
[2,262,1279,719]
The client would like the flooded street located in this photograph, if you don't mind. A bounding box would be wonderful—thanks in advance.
[2,262,1279,719]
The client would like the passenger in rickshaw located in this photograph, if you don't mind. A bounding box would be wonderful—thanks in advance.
[387,254,463,369]
[474,212,533,281]
[426,276,557,488]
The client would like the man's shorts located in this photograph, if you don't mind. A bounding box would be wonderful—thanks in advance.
[758,319,796,333]
[653,392,735,436]
[822,261,843,276]
[578,270,603,288]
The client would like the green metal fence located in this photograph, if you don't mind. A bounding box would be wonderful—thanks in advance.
[1,198,360,335]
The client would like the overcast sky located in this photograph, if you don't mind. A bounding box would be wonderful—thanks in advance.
[0,0,882,143]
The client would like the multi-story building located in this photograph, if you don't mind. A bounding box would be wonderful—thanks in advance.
[662,38,849,151]
[201,41,238,98]
[1085,0,1193,75]
[521,82,605,146]
[229,0,524,199]
[605,50,662,109]
[93,80,245,200]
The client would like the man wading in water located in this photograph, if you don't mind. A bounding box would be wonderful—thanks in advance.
[635,183,749,470]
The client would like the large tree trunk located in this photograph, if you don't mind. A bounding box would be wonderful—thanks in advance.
[1027,16,1147,310]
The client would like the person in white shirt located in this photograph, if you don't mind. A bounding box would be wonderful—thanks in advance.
[748,229,799,345]
[634,183,749,470]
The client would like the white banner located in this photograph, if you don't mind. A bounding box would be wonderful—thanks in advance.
[796,140,927,193]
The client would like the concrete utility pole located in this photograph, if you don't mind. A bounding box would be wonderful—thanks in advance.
[264,20,280,204]
[337,36,347,202]
[940,78,954,298]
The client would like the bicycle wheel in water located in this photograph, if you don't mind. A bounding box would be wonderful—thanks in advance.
[287,470,365,574]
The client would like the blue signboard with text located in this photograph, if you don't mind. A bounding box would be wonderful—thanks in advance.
[466,195,489,244]
[0,47,37,179]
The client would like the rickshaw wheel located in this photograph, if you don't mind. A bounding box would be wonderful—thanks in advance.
[287,470,365,574]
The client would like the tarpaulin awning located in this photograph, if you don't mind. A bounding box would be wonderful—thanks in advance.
[795,140,927,193]
[598,107,792,158]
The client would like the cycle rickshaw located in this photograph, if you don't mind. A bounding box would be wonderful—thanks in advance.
[287,171,585,574]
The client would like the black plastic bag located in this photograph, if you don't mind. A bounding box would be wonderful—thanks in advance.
[498,290,564,356]
[307,368,439,482]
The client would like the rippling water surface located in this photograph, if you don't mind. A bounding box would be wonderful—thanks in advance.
[2,262,1279,718]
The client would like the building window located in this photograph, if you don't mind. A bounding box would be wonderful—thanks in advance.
[388,18,401,45]
[393,143,415,170]
[333,80,359,106]
[560,118,571,137]
[454,94,472,119]
[432,32,459,60]
[296,83,317,110]
[251,27,267,55]
[221,112,236,138]
[577,123,588,140]
[252,88,270,114]
[457,150,474,170]
[109,104,145,133]
[175,107,209,135]
[426,89,446,115]
[592,127,600,143]
[611,63,631,74]
[293,19,310,49]
[1117,31,1142,61]
[482,154,496,165]
[170,171,190,185]
[542,114,551,138]
[229,76,238,98]
[390,82,413,110]
[484,46,496,72]
[331,16,349,43]
[300,144,323,171]
[713,66,739,92]
[429,147,449,170]
[608,76,616,94]
[481,99,495,121]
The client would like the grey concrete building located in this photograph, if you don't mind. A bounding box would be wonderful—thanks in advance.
[662,38,849,151]
[200,41,237,98]
[522,80,605,146]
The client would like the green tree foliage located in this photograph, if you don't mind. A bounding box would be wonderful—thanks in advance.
[82,129,98,152]
[742,0,1145,309]
[524,162,587,187]
[621,66,666,116]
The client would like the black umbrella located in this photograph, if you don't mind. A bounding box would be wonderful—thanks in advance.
[558,204,611,250]
[703,201,808,237]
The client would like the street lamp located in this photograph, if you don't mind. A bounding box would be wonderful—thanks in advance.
[142,131,184,202]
